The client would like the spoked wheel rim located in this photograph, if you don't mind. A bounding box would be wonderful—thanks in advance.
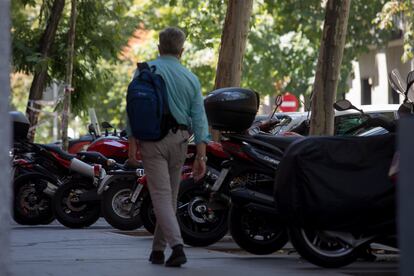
[300,228,354,257]
[177,189,227,234]
[18,182,50,218]
[111,188,140,219]
[240,209,285,243]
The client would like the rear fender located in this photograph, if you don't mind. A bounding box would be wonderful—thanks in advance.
[97,174,137,195]
[13,172,59,195]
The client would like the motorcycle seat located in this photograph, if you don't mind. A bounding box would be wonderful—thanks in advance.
[77,151,109,166]
[39,144,76,161]
[252,134,303,151]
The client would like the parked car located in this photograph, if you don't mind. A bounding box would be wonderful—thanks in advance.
[256,104,399,136]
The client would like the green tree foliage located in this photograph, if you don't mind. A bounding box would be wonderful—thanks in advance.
[12,0,139,114]
[374,0,414,62]
[245,0,394,99]
[11,0,409,139]
[131,0,395,99]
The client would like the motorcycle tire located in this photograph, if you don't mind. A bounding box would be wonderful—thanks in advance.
[177,178,228,247]
[288,227,358,268]
[101,181,143,231]
[13,174,55,225]
[140,192,156,234]
[229,205,288,255]
[53,179,100,229]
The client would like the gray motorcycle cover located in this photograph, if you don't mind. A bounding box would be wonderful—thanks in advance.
[274,134,395,234]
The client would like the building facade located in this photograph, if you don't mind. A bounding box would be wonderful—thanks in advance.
[347,39,414,106]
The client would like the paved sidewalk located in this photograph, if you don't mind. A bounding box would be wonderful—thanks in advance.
[10,220,398,276]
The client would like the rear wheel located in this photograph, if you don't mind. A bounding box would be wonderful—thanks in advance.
[288,227,358,268]
[13,174,55,225]
[101,181,143,230]
[53,179,100,228]
[229,205,288,255]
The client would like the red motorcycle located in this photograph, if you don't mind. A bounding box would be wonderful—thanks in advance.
[96,130,232,233]
[98,164,193,232]
[11,111,106,226]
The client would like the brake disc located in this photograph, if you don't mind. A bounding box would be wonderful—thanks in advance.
[188,196,209,224]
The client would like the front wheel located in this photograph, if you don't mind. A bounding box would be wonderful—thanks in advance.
[101,180,143,231]
[229,205,288,255]
[53,179,100,228]
[177,178,228,247]
[288,227,358,268]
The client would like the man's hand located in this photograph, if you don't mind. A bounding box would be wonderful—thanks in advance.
[193,142,207,181]
[193,159,206,181]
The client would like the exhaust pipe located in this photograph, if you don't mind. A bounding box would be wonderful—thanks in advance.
[230,187,277,210]
[69,158,96,178]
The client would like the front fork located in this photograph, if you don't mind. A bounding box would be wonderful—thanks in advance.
[202,163,233,211]
[130,182,144,204]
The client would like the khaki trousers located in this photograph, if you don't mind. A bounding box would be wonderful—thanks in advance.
[140,129,189,251]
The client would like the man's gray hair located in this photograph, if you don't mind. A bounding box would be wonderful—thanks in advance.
[159,27,186,56]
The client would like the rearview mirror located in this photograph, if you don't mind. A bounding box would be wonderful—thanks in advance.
[389,69,406,95]
[88,124,96,134]
[269,95,283,120]
[333,99,353,111]
[275,95,282,106]
[101,121,113,129]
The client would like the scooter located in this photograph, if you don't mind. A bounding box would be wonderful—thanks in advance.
[272,69,413,268]
[216,90,398,256]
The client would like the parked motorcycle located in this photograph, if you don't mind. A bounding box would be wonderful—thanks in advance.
[170,105,284,247]
[202,89,295,253]
[11,114,106,227]
[273,69,412,268]
[11,112,112,227]
[85,121,142,164]
[203,86,398,256]
[51,153,142,229]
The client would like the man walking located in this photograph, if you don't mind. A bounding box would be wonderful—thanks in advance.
[127,27,209,267]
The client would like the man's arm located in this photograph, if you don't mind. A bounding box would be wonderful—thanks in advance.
[189,81,210,145]
[190,81,210,180]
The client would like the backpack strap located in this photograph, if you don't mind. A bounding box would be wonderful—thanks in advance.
[137,62,157,73]
[137,62,150,71]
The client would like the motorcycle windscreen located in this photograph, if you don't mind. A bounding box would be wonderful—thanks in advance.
[274,134,396,234]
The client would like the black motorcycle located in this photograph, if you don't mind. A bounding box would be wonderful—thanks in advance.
[273,69,412,268]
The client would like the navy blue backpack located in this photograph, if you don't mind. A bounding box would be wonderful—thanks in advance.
[127,62,176,141]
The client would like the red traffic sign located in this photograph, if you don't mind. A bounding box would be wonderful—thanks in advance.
[280,92,299,112]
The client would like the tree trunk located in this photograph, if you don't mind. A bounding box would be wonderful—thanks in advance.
[25,0,65,141]
[309,0,351,136]
[212,0,253,140]
[215,0,253,88]
[61,0,77,151]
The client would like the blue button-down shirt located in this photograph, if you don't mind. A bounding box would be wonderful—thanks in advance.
[126,55,210,144]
